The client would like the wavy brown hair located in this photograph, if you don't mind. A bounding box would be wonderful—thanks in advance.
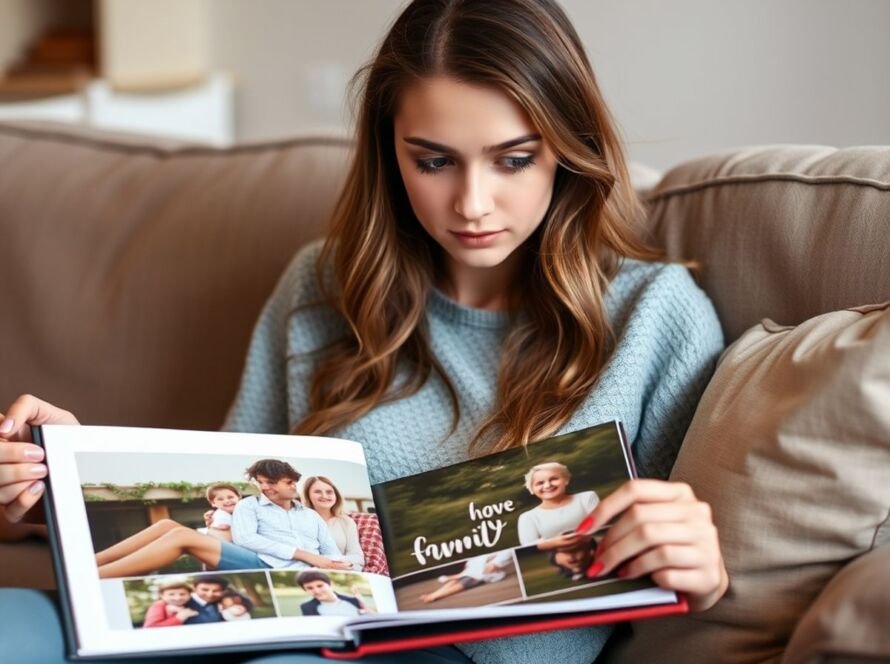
[293,0,663,452]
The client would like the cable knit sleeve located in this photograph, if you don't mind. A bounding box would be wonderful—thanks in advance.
[629,265,724,479]
[222,240,331,434]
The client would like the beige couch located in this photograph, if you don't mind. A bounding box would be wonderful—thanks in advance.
[1,121,887,662]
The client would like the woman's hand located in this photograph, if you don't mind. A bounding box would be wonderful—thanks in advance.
[172,606,199,621]
[579,479,728,612]
[0,394,79,523]
[295,550,352,571]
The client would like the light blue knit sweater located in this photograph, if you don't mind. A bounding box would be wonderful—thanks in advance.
[224,239,724,664]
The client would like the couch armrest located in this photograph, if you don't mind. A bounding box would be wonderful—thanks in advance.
[782,544,890,664]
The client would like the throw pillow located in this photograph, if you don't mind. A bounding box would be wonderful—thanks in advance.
[604,303,890,664]
[782,543,890,664]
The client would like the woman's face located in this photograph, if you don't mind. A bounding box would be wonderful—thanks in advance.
[308,480,337,511]
[393,76,559,301]
[530,469,569,501]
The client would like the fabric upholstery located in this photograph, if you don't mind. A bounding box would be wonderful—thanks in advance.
[605,303,890,664]
[781,544,890,664]
[646,145,890,343]
[0,121,351,430]
[349,512,389,576]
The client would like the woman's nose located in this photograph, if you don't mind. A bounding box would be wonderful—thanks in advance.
[454,165,494,220]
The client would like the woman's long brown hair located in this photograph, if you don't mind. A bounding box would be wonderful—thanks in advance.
[293,0,663,452]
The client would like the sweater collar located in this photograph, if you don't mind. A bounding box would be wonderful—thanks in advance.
[427,288,513,329]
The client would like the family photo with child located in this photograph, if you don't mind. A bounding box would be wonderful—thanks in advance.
[124,573,275,629]
[77,452,382,581]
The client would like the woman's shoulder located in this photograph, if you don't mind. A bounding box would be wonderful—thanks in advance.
[273,238,331,308]
[332,514,357,529]
[610,258,701,301]
[607,258,723,347]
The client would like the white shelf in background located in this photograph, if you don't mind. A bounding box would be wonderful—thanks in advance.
[85,72,234,147]
[0,72,233,147]
[0,94,86,123]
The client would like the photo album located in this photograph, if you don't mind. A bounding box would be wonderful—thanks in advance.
[35,421,687,660]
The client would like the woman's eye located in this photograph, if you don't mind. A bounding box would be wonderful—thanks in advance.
[415,156,451,174]
[501,155,535,172]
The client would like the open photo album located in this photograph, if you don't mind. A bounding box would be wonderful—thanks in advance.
[35,421,687,659]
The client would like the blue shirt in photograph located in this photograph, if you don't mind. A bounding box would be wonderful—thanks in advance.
[231,495,342,569]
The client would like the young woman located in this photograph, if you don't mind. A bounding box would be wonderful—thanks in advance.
[301,476,365,571]
[517,461,599,545]
[0,1,727,662]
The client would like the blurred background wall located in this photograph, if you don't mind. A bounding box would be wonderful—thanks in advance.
[2,0,888,169]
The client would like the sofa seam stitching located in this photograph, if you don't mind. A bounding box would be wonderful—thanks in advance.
[0,124,353,159]
[649,173,890,202]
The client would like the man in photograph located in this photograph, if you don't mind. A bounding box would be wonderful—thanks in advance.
[232,459,351,570]
[181,576,228,624]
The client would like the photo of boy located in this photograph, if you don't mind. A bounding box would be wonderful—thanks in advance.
[296,571,370,617]
[268,570,377,617]
[142,580,198,628]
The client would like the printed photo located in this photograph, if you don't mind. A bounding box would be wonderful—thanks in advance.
[392,549,522,611]
[513,530,653,603]
[77,451,382,579]
[375,422,631,578]
[270,570,378,617]
[121,572,276,629]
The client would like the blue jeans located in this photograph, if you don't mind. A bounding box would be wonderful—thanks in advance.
[0,589,470,664]
[217,540,270,570]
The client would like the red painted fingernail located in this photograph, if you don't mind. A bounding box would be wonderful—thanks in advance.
[575,515,595,533]
[585,561,604,578]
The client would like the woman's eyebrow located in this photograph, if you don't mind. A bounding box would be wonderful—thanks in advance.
[402,133,541,154]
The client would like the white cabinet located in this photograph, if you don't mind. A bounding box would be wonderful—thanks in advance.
[0,0,233,146]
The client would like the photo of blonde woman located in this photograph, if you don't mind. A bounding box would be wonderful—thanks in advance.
[517,462,598,546]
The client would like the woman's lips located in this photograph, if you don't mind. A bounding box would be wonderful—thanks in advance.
[450,230,504,247]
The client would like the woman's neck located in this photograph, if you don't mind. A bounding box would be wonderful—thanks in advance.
[317,507,333,519]
[539,494,573,509]
[440,248,523,310]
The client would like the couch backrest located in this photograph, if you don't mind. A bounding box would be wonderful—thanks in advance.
[0,121,352,429]
[3,122,888,429]
[646,145,890,342]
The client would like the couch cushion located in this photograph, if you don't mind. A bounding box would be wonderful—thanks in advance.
[604,303,890,664]
[782,544,890,664]
[0,121,351,430]
[646,145,890,343]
